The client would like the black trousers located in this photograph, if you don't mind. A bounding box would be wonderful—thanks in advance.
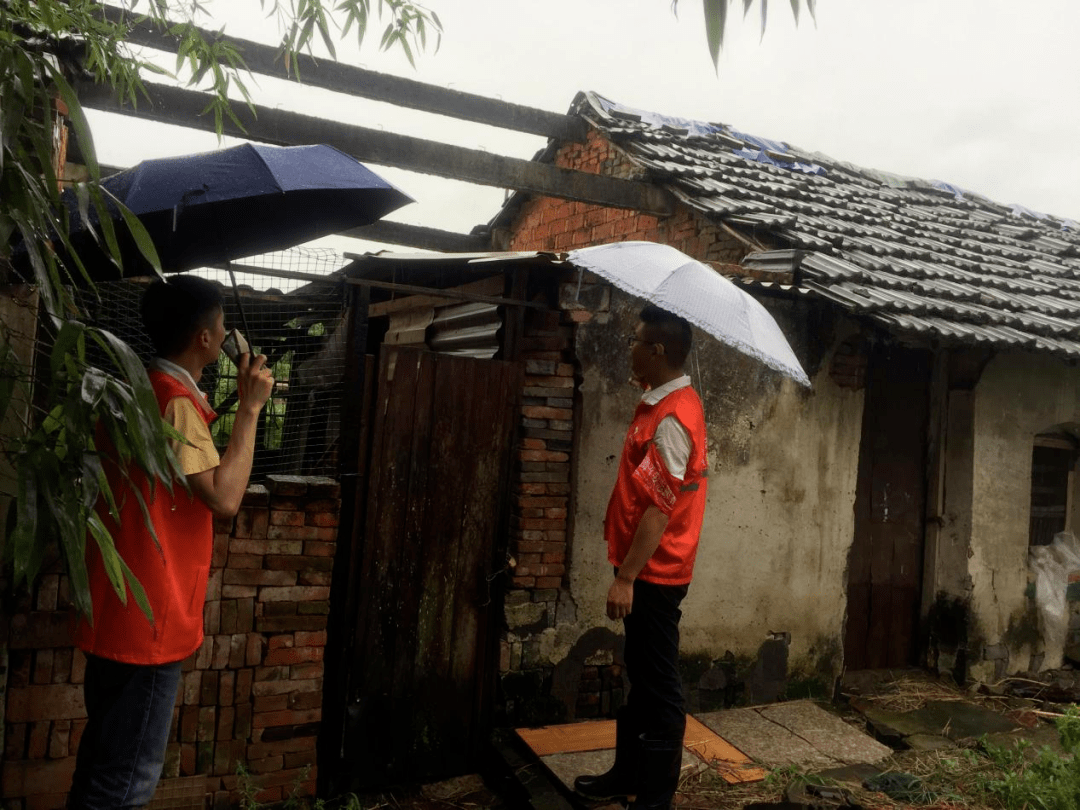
[622,577,689,741]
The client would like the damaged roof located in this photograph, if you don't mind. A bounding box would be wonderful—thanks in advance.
[562,92,1080,357]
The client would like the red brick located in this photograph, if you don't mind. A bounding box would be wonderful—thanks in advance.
[247,635,266,673]
[266,526,321,542]
[1,757,75,800]
[216,705,235,740]
[222,585,257,599]
[524,374,573,388]
[206,569,223,600]
[512,576,536,588]
[295,630,327,647]
[248,754,284,773]
[28,721,49,758]
[521,438,546,450]
[269,634,295,651]
[288,691,322,711]
[5,723,27,760]
[270,509,306,527]
[263,646,324,667]
[32,649,54,684]
[35,574,60,611]
[290,663,324,681]
[519,450,570,463]
[231,539,302,555]
[542,551,566,564]
[259,586,330,603]
[247,634,267,667]
[180,705,200,742]
[303,541,336,556]
[235,669,254,703]
[521,405,573,421]
[198,706,217,741]
[306,511,339,528]
[219,670,236,706]
[254,694,289,713]
[180,741,196,775]
[71,649,86,684]
[227,553,264,569]
[516,496,567,508]
[7,684,85,722]
[298,571,332,587]
[246,736,318,759]
[253,708,321,728]
[211,636,231,670]
[251,678,321,697]
[229,633,248,669]
[224,569,296,587]
[545,507,568,519]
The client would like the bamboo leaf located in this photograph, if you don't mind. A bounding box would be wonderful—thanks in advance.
[761,0,768,41]
[703,0,727,72]
[789,0,799,24]
[87,513,127,606]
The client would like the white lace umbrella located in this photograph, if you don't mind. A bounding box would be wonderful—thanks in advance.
[566,241,811,387]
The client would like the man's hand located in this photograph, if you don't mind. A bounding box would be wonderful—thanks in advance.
[236,352,274,412]
[607,577,634,620]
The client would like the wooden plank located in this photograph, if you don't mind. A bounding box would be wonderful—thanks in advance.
[347,346,425,784]
[344,220,491,253]
[98,4,588,143]
[77,81,675,216]
[368,276,505,317]
[388,350,437,775]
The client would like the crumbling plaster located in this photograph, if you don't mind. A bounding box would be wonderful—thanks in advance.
[967,351,1080,668]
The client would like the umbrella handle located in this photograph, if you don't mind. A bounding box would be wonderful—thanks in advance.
[228,266,255,354]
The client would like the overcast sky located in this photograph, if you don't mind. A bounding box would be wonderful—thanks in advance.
[88,0,1080,253]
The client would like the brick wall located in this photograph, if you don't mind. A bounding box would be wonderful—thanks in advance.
[1,475,339,809]
[507,129,746,264]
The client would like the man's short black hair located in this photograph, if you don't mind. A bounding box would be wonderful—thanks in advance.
[639,304,692,368]
[142,275,223,358]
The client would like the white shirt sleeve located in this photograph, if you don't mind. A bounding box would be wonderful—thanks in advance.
[653,415,692,481]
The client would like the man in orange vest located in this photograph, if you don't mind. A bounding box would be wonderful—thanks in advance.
[575,305,708,810]
[69,276,274,809]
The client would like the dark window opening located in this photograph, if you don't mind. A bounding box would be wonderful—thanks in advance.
[1030,435,1078,546]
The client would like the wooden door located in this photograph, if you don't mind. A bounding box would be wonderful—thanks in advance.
[344,346,522,787]
[844,345,930,670]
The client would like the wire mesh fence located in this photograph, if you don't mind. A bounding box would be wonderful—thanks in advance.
[77,248,351,480]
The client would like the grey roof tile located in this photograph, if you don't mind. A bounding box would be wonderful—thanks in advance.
[573,91,1080,359]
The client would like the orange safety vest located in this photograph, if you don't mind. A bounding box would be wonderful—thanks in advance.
[74,370,217,665]
[605,385,708,585]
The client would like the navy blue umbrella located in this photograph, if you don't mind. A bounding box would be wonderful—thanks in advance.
[56,142,412,276]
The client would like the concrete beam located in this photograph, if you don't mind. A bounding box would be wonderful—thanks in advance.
[343,221,491,253]
[78,81,675,217]
[99,5,587,143]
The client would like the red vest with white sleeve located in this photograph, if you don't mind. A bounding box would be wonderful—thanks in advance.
[604,385,709,585]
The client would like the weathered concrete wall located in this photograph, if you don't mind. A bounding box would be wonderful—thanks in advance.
[548,289,864,691]
[966,352,1080,676]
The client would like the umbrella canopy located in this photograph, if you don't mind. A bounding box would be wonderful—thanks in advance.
[566,241,811,387]
[56,142,412,277]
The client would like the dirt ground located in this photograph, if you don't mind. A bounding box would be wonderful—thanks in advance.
[345,669,1080,810]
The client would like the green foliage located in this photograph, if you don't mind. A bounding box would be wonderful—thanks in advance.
[0,0,438,618]
[672,0,817,70]
[969,705,1080,810]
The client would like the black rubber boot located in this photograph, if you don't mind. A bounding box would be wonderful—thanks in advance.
[628,735,683,810]
[573,708,641,801]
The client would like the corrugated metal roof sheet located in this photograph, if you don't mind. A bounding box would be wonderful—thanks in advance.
[574,91,1080,358]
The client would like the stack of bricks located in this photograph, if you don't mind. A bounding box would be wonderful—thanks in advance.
[0,474,340,809]
[512,306,575,592]
[507,129,747,265]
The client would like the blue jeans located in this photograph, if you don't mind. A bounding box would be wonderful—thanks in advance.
[68,654,182,809]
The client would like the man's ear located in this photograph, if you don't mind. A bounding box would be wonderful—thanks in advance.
[654,342,666,356]
[197,328,212,349]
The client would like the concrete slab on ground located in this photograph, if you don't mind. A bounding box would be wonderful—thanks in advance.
[698,700,890,771]
[757,701,892,765]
